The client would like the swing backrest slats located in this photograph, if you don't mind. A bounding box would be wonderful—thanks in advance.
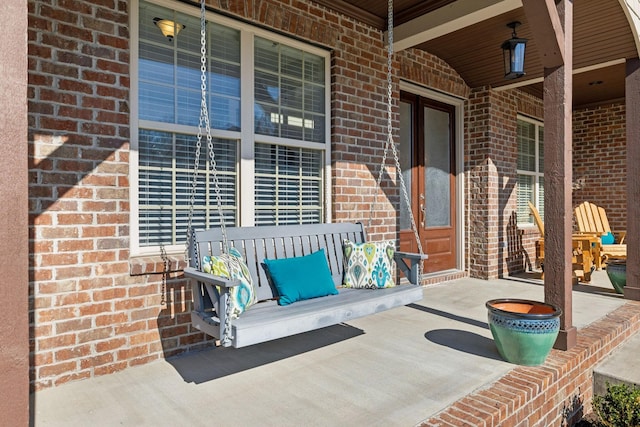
[189,222,367,302]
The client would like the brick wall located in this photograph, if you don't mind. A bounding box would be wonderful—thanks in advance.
[28,0,476,390]
[330,11,396,238]
[27,0,161,389]
[421,302,640,426]
[513,102,629,275]
[27,0,626,392]
[573,102,627,236]
[466,87,544,279]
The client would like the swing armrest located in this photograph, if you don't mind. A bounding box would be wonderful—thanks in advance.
[394,251,428,286]
[395,251,428,261]
[183,267,241,288]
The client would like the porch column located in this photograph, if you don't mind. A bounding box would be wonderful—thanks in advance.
[525,0,577,350]
[625,57,640,301]
[0,0,29,424]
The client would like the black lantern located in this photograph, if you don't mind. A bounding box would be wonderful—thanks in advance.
[501,21,527,79]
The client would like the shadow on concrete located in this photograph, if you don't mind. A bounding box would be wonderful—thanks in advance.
[165,323,364,384]
[407,303,502,361]
[507,270,624,298]
[424,329,502,361]
[408,303,489,330]
[572,282,623,297]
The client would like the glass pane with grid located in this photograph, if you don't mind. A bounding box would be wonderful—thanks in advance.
[138,2,240,129]
[254,143,323,225]
[517,120,536,171]
[138,130,238,246]
[538,126,544,173]
[537,177,544,218]
[516,118,544,225]
[254,37,325,143]
[517,174,534,224]
[137,1,329,250]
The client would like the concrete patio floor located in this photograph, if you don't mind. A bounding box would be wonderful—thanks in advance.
[32,270,634,427]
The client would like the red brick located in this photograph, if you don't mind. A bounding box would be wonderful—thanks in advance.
[94,362,127,377]
[55,345,92,362]
[80,353,115,369]
[36,333,76,353]
[95,312,128,327]
[39,361,78,378]
[92,287,126,301]
[96,337,127,353]
[77,327,113,344]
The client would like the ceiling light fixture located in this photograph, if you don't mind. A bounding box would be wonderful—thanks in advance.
[501,21,527,80]
[153,17,185,42]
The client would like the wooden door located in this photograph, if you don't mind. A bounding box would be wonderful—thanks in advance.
[399,92,456,273]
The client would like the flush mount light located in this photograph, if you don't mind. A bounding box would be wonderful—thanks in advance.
[153,17,185,42]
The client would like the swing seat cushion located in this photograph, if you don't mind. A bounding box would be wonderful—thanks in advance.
[202,248,257,318]
[263,249,339,306]
[342,240,396,289]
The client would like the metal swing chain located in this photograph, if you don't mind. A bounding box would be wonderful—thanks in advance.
[369,0,424,275]
[185,0,234,346]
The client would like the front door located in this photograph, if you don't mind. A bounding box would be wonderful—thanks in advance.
[399,92,456,273]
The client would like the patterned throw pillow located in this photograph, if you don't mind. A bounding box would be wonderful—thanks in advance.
[342,240,396,289]
[202,247,257,319]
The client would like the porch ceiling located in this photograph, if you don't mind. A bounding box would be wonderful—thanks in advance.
[316,0,638,108]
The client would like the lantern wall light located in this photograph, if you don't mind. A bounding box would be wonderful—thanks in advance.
[153,17,185,42]
[501,21,527,80]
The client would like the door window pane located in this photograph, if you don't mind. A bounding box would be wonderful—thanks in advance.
[399,101,413,230]
[424,107,450,227]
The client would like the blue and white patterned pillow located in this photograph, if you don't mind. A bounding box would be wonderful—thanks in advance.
[202,247,257,318]
[342,240,396,289]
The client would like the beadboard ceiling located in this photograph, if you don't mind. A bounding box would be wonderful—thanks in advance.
[313,0,638,108]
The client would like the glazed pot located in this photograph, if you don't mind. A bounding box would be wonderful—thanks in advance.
[606,259,626,294]
[486,299,562,366]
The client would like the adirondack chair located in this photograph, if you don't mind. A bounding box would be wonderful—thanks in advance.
[527,202,596,282]
[574,201,626,261]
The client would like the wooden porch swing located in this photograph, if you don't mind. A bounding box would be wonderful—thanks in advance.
[183,0,427,348]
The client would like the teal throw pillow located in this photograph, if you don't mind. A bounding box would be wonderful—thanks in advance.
[263,249,338,306]
[601,231,615,245]
[342,240,396,289]
[202,247,257,318]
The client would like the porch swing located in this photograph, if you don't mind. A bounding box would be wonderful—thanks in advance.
[183,0,428,348]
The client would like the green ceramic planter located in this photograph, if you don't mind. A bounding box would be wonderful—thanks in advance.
[606,260,626,294]
[486,299,562,366]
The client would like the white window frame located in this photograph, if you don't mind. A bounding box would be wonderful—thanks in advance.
[129,0,332,257]
[516,115,544,226]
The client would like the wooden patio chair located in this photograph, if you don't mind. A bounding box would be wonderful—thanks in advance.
[574,201,626,261]
[528,201,596,282]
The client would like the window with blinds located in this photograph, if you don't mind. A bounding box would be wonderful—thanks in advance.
[138,131,237,246]
[134,0,329,253]
[516,117,544,224]
[254,37,326,143]
[255,143,323,225]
